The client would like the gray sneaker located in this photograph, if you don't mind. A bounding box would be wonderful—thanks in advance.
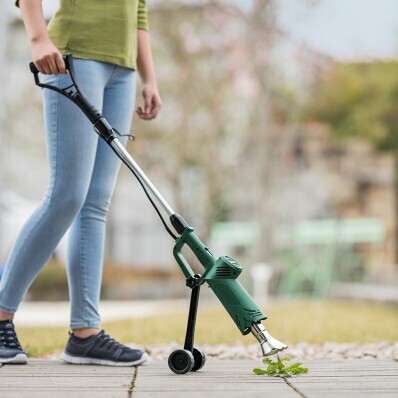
[60,329,148,367]
[0,320,28,364]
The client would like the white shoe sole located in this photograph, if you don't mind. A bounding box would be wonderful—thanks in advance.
[60,351,148,367]
[0,353,28,364]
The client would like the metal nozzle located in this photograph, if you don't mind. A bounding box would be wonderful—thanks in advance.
[250,322,288,357]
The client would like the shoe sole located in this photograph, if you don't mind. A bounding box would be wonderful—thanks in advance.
[60,351,148,367]
[0,353,28,364]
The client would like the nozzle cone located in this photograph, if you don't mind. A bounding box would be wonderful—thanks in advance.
[251,323,288,357]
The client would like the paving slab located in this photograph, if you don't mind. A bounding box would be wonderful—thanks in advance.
[0,358,397,398]
[133,359,296,398]
[287,359,398,398]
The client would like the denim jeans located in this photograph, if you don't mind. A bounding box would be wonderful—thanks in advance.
[0,58,136,329]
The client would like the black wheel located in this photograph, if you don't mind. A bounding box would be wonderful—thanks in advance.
[191,347,206,372]
[168,349,195,374]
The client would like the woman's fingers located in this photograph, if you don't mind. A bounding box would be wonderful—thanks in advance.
[151,96,162,118]
[45,51,66,75]
[31,39,66,75]
[36,59,51,75]
[136,106,154,120]
[47,56,60,75]
[138,85,162,121]
[144,93,152,116]
[55,52,67,74]
[136,94,162,121]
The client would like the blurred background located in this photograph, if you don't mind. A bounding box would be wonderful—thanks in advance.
[0,0,398,347]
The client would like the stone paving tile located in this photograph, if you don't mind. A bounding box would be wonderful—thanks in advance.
[0,358,397,398]
[287,359,398,398]
[134,359,296,398]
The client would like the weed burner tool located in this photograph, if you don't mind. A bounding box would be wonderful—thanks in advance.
[30,54,288,374]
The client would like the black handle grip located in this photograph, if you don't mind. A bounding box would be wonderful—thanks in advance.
[29,53,76,87]
[29,53,71,75]
[29,61,39,75]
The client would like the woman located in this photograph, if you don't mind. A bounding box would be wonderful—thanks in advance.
[0,0,161,366]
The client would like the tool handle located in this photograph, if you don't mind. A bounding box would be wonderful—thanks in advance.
[173,228,216,279]
[29,53,75,86]
[173,234,196,279]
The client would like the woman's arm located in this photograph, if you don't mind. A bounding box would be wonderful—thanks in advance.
[18,0,65,74]
[136,29,162,120]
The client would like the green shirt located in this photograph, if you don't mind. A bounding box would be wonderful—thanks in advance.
[16,0,149,70]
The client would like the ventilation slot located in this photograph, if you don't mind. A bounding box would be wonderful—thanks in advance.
[244,308,263,319]
[216,266,233,277]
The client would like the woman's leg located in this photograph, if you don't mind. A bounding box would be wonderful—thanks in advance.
[67,66,137,332]
[0,59,112,317]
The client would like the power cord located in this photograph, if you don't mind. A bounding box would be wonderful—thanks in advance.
[111,137,178,241]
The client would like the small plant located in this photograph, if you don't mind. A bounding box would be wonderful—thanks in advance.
[253,355,308,378]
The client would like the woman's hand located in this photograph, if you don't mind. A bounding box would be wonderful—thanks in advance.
[31,37,66,75]
[136,83,162,120]
[136,29,161,121]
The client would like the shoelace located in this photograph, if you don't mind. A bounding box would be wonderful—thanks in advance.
[0,321,23,350]
[97,331,127,351]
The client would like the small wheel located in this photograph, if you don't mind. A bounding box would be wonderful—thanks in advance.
[191,347,206,372]
[168,349,195,374]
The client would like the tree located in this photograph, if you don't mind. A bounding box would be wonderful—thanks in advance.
[304,61,398,260]
[305,62,398,152]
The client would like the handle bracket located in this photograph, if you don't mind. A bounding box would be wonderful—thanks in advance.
[29,53,116,141]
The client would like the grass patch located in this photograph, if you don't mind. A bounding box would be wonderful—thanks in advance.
[17,298,398,357]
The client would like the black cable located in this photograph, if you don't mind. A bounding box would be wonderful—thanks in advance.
[111,143,178,241]
[113,127,135,141]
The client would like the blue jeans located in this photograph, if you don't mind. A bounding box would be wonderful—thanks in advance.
[0,59,136,329]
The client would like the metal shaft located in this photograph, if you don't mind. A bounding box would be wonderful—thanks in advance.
[110,138,175,217]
